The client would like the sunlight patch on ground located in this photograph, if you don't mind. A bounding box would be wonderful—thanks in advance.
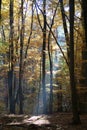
[23,115,50,126]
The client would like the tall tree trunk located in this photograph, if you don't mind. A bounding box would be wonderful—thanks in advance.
[81,0,87,47]
[8,0,15,114]
[19,0,24,114]
[36,58,42,115]
[1,25,6,42]
[60,0,69,61]
[69,0,81,124]
[48,37,53,114]
[0,0,2,19]
[48,2,59,114]
[42,0,47,114]
[80,0,87,113]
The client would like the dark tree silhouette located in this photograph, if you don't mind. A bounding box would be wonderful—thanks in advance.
[69,0,81,124]
[60,0,69,61]
[8,0,15,114]
[42,0,47,114]
[18,0,24,114]
[82,0,87,47]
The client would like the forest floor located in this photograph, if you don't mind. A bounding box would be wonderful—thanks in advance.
[0,113,87,130]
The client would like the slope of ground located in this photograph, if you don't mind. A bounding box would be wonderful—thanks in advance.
[0,113,87,130]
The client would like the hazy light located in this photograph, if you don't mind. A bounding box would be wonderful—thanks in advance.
[23,115,50,126]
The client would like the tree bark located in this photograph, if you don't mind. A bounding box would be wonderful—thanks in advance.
[0,0,2,19]
[42,0,47,114]
[48,44,53,114]
[69,0,81,124]
[19,0,24,114]
[8,0,15,114]
[81,0,87,47]
[47,1,59,114]
[60,0,70,61]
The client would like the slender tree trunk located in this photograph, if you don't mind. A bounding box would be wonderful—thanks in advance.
[48,39,53,114]
[36,58,42,115]
[60,0,69,61]
[1,25,6,42]
[8,0,15,114]
[81,0,87,47]
[0,0,2,19]
[19,0,24,114]
[24,3,34,61]
[47,2,59,114]
[42,0,47,114]
[69,0,81,124]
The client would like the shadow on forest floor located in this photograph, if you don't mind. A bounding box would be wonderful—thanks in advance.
[0,113,87,130]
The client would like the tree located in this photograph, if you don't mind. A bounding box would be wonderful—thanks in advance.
[42,0,47,114]
[81,0,87,46]
[8,0,15,114]
[18,0,24,114]
[0,0,2,19]
[60,0,69,61]
[69,0,81,124]
[48,1,59,114]
[78,0,87,113]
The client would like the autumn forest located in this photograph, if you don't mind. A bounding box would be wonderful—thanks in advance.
[0,0,87,129]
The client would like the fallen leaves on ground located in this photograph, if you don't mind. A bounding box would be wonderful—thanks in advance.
[0,113,87,130]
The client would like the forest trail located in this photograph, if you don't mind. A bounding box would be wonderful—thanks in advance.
[0,113,87,130]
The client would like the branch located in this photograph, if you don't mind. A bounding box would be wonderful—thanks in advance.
[47,22,69,66]
[48,1,60,69]
[36,1,69,66]
[35,2,43,31]
[24,3,34,61]
[65,13,83,38]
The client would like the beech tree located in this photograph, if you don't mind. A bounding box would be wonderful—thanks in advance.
[18,0,25,114]
[69,0,81,124]
[42,0,47,114]
[59,0,69,61]
[8,0,15,114]
[48,1,59,114]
